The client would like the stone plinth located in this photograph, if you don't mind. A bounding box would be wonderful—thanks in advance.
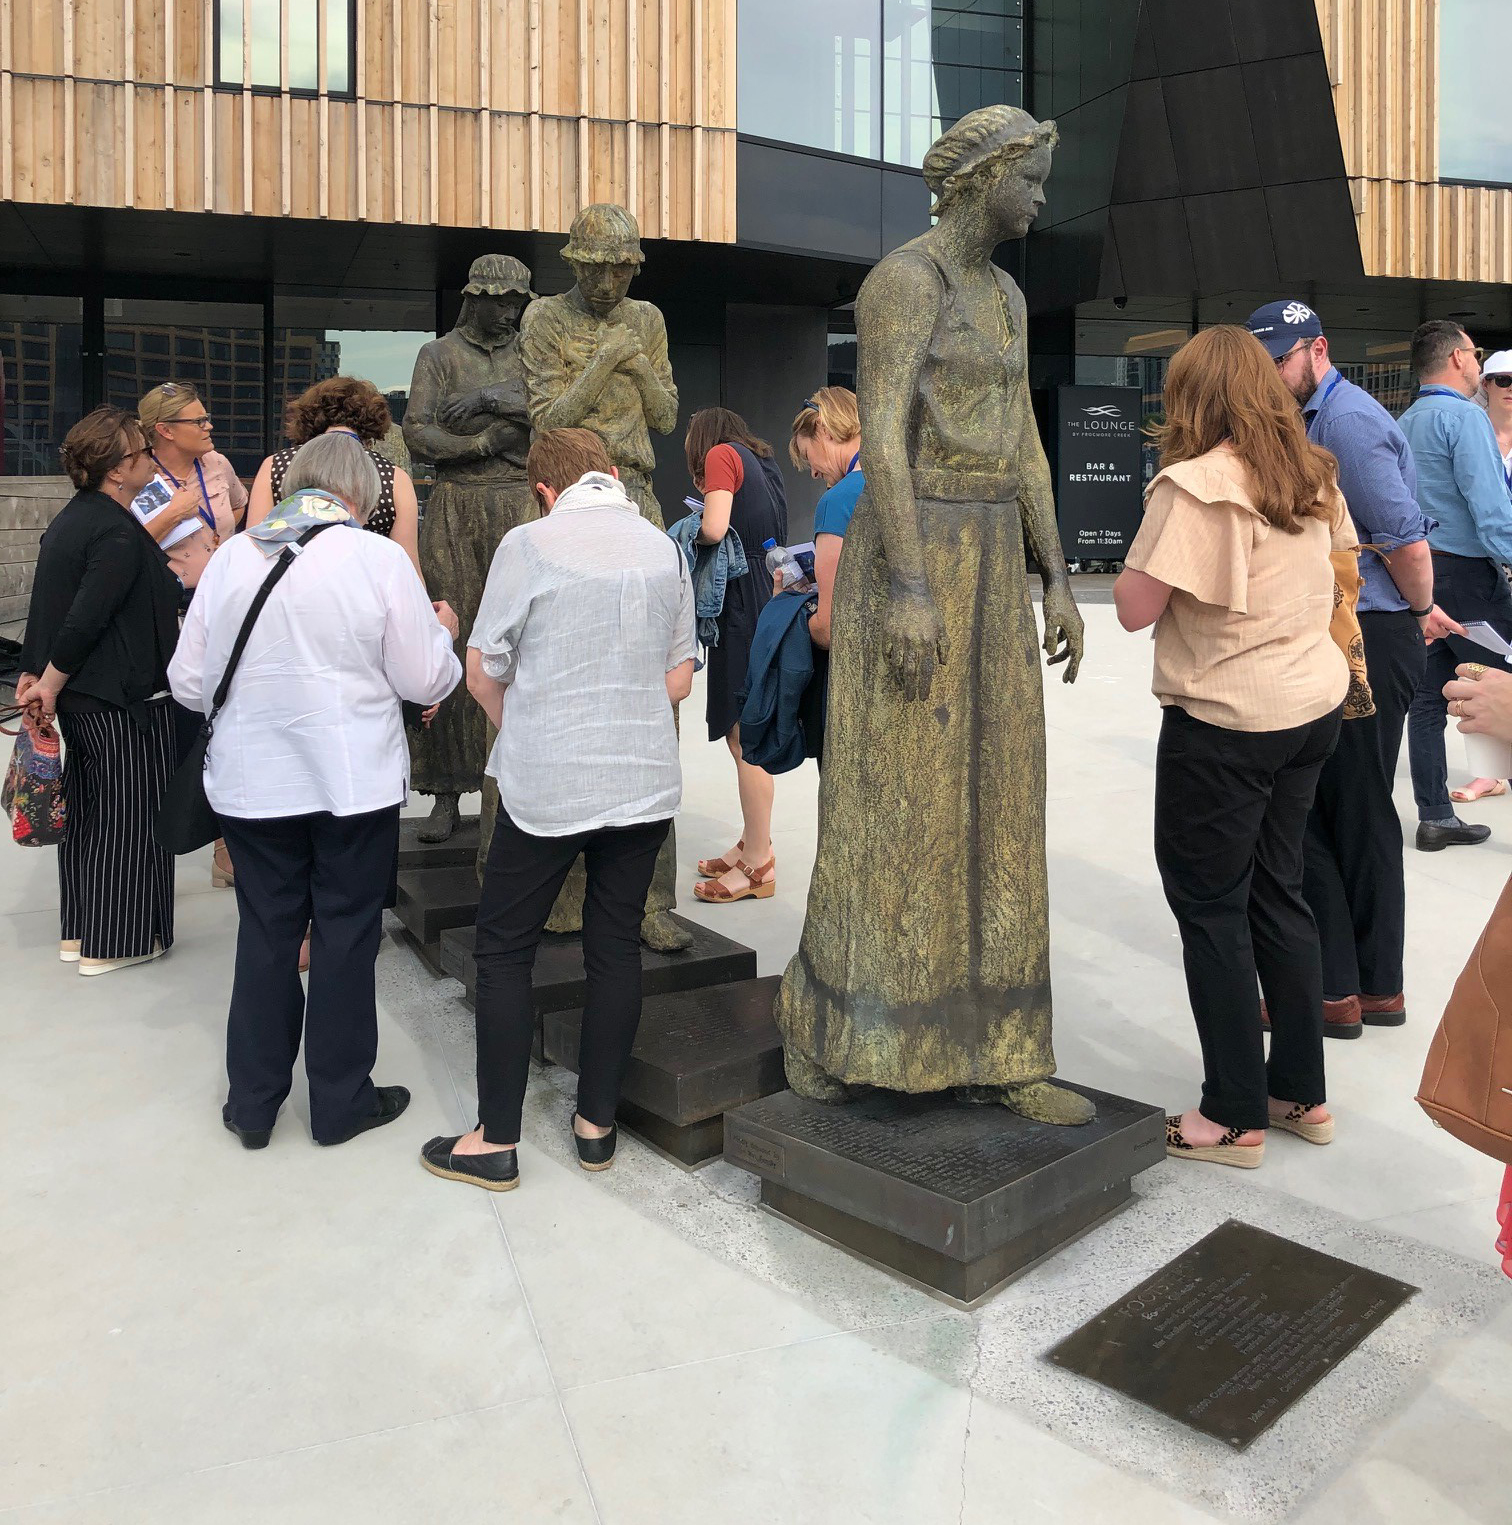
[723,1084,1164,1307]
[543,977,785,1166]
[393,865,482,967]
[397,816,481,872]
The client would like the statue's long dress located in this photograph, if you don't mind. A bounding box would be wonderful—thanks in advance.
[775,247,1058,1092]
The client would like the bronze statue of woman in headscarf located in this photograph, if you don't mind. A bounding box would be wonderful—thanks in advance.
[775,105,1094,1126]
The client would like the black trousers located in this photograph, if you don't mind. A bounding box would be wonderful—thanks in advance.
[1302,610,1425,1000]
[1408,552,1512,820]
[474,808,670,1144]
[1154,704,1341,1131]
[220,806,400,1142]
[57,701,176,959]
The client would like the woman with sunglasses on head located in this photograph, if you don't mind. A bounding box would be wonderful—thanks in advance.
[132,382,248,590]
[788,387,863,656]
[17,408,181,975]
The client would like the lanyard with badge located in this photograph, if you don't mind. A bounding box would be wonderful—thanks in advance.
[845,451,861,477]
[151,453,219,543]
[1303,372,1343,440]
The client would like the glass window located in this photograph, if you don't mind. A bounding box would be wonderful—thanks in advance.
[272,291,437,501]
[0,296,83,478]
[1440,0,1512,184]
[217,0,354,95]
[739,0,880,158]
[104,298,266,478]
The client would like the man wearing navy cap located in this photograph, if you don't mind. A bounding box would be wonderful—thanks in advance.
[1246,301,1456,1036]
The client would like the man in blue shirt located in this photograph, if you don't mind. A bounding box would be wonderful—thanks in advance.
[1248,302,1454,1034]
[1399,319,1512,851]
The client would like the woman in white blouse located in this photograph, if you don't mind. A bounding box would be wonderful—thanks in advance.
[420,427,696,1193]
[170,433,461,1150]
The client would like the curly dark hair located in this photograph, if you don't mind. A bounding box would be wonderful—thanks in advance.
[283,375,392,446]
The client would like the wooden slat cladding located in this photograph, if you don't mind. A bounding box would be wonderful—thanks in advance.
[1315,0,1512,283]
[0,0,736,242]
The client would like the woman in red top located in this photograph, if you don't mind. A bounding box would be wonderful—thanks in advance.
[684,408,788,903]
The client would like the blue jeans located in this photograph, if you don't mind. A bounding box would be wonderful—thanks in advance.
[1408,552,1512,821]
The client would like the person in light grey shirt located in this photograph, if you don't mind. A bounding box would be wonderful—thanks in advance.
[420,428,696,1194]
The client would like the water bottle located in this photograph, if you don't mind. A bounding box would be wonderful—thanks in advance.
[763,538,811,592]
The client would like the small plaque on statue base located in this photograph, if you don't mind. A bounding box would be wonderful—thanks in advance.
[544,977,785,1167]
[723,1085,1164,1308]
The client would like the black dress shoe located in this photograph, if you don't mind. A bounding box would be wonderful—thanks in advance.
[316,1085,411,1146]
[573,1116,617,1171]
[419,1135,520,1191]
[222,1104,272,1150]
[1416,817,1491,851]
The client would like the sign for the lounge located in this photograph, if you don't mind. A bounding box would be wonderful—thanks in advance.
[1054,385,1143,560]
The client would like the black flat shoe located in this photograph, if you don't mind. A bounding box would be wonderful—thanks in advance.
[317,1085,410,1146]
[419,1135,520,1191]
[222,1105,272,1150]
[1416,817,1492,851]
[573,1116,617,1171]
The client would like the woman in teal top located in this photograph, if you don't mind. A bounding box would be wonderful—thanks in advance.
[788,386,864,649]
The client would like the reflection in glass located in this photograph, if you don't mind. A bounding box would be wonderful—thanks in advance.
[739,0,880,158]
[0,296,83,477]
[218,0,353,94]
[104,299,265,478]
[1440,0,1512,184]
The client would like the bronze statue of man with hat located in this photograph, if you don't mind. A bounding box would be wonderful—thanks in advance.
[521,204,691,951]
[405,253,537,845]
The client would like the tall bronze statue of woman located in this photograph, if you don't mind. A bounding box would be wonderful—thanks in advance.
[775,105,1094,1126]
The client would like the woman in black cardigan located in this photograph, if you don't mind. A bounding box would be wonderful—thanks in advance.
[18,407,183,975]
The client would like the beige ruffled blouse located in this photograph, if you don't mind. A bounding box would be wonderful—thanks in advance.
[1124,444,1355,733]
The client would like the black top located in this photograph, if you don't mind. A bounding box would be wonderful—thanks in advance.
[20,490,181,721]
[270,444,398,539]
[704,441,788,742]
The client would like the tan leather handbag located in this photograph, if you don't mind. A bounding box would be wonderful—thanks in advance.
[1417,874,1512,1165]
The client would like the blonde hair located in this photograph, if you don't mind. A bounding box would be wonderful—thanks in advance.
[137,381,202,446]
[789,386,859,469]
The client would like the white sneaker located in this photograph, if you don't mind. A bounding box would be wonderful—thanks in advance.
[79,941,165,977]
[59,939,81,963]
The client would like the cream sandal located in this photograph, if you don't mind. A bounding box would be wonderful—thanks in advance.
[1268,1101,1334,1145]
[1165,1115,1265,1168]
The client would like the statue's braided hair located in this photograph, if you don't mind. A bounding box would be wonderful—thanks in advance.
[922,105,1059,218]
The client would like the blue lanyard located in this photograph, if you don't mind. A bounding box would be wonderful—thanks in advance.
[846,452,861,476]
[1303,372,1343,438]
[1418,385,1465,401]
[152,454,218,535]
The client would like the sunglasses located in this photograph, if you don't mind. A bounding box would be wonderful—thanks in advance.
[802,398,821,412]
[1459,345,1486,362]
[1485,374,1512,389]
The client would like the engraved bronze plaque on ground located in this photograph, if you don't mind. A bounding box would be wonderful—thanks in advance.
[1047,1219,1417,1450]
[723,1086,1164,1307]
[544,977,785,1167]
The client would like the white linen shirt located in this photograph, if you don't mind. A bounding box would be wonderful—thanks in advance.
[169,524,461,818]
[471,472,696,836]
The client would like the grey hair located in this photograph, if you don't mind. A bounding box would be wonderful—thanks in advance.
[281,432,382,521]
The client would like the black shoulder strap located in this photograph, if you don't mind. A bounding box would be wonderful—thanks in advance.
[207,524,331,720]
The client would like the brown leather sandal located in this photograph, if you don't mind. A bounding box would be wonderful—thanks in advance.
[698,839,745,877]
[693,856,775,903]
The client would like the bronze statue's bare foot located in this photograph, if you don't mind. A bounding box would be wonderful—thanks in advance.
[640,911,693,952]
[998,1081,1096,1126]
[416,793,461,845]
[783,1046,853,1102]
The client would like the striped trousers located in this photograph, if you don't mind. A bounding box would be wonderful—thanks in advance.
[57,702,177,959]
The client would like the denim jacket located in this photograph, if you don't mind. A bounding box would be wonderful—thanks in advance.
[667,506,749,661]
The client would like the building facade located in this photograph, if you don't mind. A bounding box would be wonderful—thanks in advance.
[1,0,1509,550]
